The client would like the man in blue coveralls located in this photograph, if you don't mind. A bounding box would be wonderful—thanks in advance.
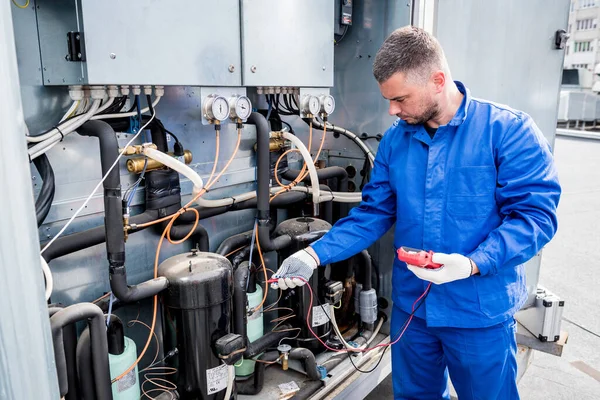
[272,26,561,399]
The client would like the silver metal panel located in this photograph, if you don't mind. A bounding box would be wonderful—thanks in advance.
[567,91,586,120]
[79,0,241,85]
[1,2,59,398]
[11,0,42,85]
[240,0,335,87]
[434,0,569,309]
[435,0,570,148]
[36,0,86,85]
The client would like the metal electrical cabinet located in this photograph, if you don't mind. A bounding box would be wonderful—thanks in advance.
[36,0,242,85]
[240,0,335,87]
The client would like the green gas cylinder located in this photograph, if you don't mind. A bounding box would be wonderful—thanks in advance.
[235,284,264,377]
[107,317,141,400]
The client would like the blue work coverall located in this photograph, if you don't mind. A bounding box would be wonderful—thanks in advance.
[311,82,561,399]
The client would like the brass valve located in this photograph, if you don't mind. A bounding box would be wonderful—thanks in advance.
[126,150,193,173]
[120,143,157,155]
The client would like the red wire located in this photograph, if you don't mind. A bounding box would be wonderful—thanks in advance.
[267,278,432,353]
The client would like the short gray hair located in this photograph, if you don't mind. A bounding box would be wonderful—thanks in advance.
[373,26,446,84]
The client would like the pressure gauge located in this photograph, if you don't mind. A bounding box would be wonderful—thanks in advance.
[204,95,230,122]
[229,95,252,121]
[302,95,320,116]
[320,95,335,115]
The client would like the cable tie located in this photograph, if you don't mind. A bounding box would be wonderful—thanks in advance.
[55,126,65,142]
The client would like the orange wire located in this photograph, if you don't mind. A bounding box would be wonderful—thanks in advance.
[251,226,269,313]
[270,121,325,202]
[204,130,220,189]
[112,129,242,383]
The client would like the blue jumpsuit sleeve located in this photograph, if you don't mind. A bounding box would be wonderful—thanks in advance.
[468,114,561,276]
[310,130,397,265]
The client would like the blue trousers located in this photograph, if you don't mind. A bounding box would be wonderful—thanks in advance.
[391,306,519,400]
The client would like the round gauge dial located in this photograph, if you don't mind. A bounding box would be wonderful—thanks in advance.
[320,95,335,115]
[302,95,320,116]
[205,95,230,122]
[231,96,252,120]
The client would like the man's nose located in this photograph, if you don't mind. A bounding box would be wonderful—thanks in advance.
[388,102,401,116]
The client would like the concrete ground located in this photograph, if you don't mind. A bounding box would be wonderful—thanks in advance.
[365,135,600,399]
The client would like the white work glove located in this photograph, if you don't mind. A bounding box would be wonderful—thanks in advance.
[407,253,474,285]
[271,249,319,290]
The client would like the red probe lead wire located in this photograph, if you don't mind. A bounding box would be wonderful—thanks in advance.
[267,278,432,353]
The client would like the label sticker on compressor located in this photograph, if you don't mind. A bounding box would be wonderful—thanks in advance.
[206,363,228,394]
[312,304,332,327]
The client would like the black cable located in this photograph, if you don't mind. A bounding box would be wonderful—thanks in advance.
[335,25,350,46]
[33,153,56,226]
[145,94,154,117]
[127,95,138,113]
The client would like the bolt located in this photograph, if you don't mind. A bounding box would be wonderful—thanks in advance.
[65,54,71,61]
[110,53,116,59]
[322,66,326,71]
[32,176,36,180]
[43,67,47,71]
[228,64,235,73]
[62,78,65,83]
[250,65,257,73]
[77,52,82,59]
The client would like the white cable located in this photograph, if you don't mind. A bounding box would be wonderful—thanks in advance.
[281,131,321,205]
[329,307,361,352]
[59,101,80,123]
[40,256,53,301]
[91,96,162,120]
[26,99,101,144]
[224,364,235,400]
[366,317,384,346]
[195,190,256,208]
[40,104,157,255]
[285,186,362,203]
[143,147,204,199]
[94,96,115,114]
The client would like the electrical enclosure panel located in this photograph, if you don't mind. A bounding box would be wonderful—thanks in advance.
[36,0,242,86]
[240,0,335,87]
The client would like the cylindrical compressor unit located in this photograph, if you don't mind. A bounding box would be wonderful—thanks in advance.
[159,251,233,400]
[274,217,332,352]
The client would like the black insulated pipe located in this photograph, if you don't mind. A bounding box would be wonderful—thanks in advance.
[217,229,254,256]
[107,315,125,355]
[159,220,210,252]
[247,112,293,252]
[233,262,293,358]
[282,166,348,191]
[236,351,280,395]
[289,348,322,380]
[77,121,167,303]
[359,250,373,291]
[50,303,112,400]
[48,307,79,400]
[41,210,158,263]
[76,328,97,400]
[33,153,56,227]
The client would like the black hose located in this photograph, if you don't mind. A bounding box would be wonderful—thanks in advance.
[236,351,280,395]
[149,105,168,152]
[107,315,125,355]
[76,328,97,400]
[50,303,112,400]
[48,307,79,400]
[289,348,321,380]
[33,153,56,226]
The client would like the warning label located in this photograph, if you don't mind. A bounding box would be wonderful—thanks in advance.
[312,304,332,327]
[206,363,228,394]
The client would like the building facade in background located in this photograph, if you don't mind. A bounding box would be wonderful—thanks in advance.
[565,0,600,91]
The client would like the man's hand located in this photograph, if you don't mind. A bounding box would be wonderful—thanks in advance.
[271,248,320,290]
[407,253,477,285]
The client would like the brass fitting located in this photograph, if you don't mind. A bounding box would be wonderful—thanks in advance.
[123,215,130,242]
[126,150,193,173]
[277,344,291,370]
[120,143,157,155]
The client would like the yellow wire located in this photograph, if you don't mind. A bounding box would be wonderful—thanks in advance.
[11,0,30,9]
